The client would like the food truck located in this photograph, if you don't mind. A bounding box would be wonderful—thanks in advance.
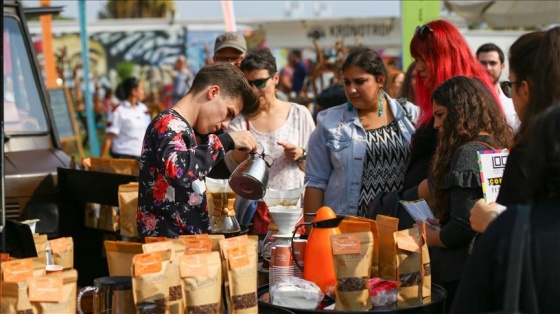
[2,0,70,239]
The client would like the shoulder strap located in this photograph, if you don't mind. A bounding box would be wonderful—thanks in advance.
[471,140,496,151]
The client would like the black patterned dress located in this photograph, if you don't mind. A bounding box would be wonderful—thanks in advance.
[358,120,411,211]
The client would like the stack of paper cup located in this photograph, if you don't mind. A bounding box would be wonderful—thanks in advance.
[270,245,294,287]
[269,247,276,286]
[292,239,307,279]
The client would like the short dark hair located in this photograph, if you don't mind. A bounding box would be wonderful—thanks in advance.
[290,50,302,59]
[188,62,259,116]
[115,77,140,101]
[476,43,505,64]
[240,48,278,75]
[342,47,388,89]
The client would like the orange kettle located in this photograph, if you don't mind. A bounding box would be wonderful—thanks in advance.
[301,206,342,294]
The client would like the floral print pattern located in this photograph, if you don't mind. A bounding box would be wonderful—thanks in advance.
[137,110,225,238]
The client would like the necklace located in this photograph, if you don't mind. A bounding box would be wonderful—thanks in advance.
[175,105,185,117]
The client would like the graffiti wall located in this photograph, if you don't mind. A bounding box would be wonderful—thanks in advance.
[33,27,188,91]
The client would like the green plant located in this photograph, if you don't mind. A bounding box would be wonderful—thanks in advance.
[116,61,135,81]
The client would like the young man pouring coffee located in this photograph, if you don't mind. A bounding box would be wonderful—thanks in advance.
[137,62,259,239]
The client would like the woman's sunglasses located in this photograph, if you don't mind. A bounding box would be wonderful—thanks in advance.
[500,81,518,98]
[414,25,434,39]
[247,76,272,89]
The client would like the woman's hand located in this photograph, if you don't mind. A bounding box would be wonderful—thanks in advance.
[470,199,499,233]
[277,141,304,161]
[414,220,444,248]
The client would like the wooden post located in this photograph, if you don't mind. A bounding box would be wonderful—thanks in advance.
[40,0,58,88]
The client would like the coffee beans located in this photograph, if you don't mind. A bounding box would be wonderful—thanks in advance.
[399,271,422,287]
[232,292,257,310]
[136,298,166,314]
[423,263,431,276]
[338,277,368,292]
[186,303,219,314]
[169,285,183,301]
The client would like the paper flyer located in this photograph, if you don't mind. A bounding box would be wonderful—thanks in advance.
[399,199,436,227]
[477,149,509,204]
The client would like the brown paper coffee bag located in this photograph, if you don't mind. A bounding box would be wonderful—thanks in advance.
[394,228,423,307]
[132,251,169,314]
[31,269,78,314]
[340,216,379,277]
[1,281,36,314]
[33,234,48,265]
[119,182,140,238]
[376,215,399,281]
[110,158,140,176]
[49,237,73,270]
[90,157,112,173]
[181,252,222,314]
[420,222,431,298]
[104,241,144,276]
[226,243,258,314]
[84,203,99,229]
[141,243,185,314]
[331,232,373,311]
[98,205,120,232]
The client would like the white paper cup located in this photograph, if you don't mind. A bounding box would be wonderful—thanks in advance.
[45,264,63,274]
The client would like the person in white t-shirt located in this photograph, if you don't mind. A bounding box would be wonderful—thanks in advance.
[100,77,150,159]
[476,43,520,131]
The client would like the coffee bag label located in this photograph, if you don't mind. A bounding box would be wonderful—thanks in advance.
[180,254,208,278]
[49,238,69,254]
[27,276,63,302]
[145,237,167,243]
[1,258,33,283]
[133,252,162,276]
[396,234,421,253]
[228,246,249,270]
[142,241,173,253]
[183,238,212,255]
[332,235,361,255]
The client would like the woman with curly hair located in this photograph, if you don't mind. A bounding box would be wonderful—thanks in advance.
[405,20,501,191]
[418,76,514,306]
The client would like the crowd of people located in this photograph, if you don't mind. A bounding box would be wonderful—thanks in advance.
[79,22,559,312]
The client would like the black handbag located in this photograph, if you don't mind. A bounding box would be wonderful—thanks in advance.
[484,204,539,314]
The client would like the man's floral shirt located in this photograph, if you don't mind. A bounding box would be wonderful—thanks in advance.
[137,110,225,238]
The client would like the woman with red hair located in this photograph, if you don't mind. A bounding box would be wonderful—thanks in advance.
[404,19,504,192]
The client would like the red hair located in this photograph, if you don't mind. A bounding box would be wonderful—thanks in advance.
[410,19,500,127]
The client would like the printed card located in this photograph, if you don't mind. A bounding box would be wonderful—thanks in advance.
[477,149,509,203]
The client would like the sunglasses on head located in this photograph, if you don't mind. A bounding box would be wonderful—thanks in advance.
[415,25,434,39]
[247,75,272,89]
[500,81,519,98]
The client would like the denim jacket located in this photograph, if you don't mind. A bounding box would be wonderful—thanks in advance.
[304,94,419,216]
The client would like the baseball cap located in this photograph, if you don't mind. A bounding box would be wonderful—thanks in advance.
[214,32,247,54]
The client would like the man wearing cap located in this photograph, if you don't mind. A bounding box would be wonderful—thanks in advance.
[213,32,247,69]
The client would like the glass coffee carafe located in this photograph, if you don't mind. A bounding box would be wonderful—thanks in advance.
[206,178,241,238]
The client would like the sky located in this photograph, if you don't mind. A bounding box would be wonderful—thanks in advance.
[21,0,401,21]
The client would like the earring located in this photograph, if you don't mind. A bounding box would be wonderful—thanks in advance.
[377,89,384,117]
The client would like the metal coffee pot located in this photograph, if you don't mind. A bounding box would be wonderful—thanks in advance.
[229,149,273,200]
[77,276,135,314]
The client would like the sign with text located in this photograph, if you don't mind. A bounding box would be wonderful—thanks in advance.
[477,149,509,203]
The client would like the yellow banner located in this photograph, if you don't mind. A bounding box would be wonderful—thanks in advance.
[401,0,441,69]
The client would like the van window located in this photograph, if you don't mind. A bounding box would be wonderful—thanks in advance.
[3,16,48,134]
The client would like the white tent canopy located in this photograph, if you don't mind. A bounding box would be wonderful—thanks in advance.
[445,0,560,28]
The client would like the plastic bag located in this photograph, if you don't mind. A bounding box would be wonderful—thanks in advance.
[270,277,324,310]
